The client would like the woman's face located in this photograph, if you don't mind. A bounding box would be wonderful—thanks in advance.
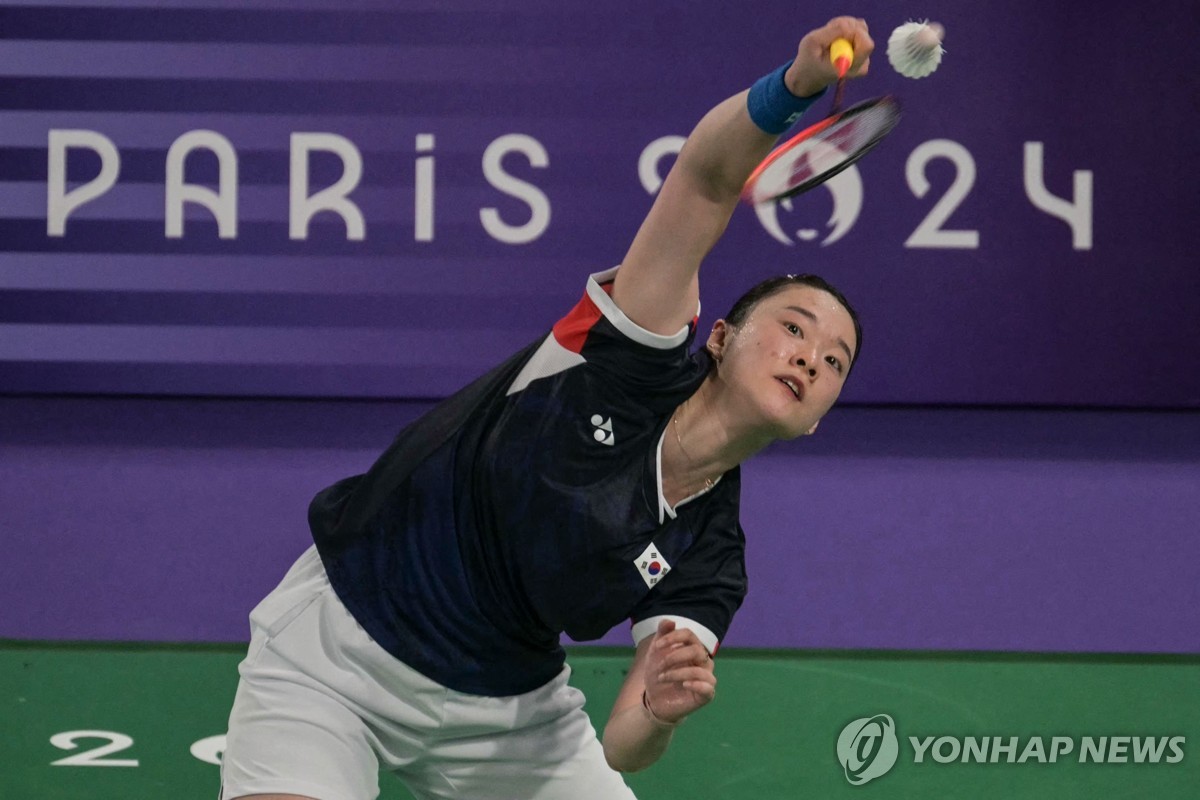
[707,285,857,440]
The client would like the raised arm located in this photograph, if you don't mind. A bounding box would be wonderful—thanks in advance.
[611,16,873,335]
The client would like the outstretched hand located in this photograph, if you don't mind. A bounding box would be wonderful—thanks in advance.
[642,619,717,725]
[785,16,874,98]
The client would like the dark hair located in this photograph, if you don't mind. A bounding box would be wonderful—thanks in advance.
[723,274,862,374]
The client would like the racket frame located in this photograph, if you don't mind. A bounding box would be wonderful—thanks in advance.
[741,94,901,205]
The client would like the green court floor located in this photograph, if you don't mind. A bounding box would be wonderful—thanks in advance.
[3,641,1196,799]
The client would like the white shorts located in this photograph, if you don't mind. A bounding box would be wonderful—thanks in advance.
[221,545,637,800]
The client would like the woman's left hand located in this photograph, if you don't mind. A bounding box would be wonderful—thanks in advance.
[642,619,717,724]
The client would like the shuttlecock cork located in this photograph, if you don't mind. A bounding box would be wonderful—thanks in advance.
[887,20,945,78]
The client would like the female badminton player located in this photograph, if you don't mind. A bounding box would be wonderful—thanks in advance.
[221,14,871,800]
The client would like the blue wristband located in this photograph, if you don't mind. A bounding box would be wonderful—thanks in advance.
[746,61,827,135]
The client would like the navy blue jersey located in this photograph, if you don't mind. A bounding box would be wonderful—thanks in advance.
[309,268,748,696]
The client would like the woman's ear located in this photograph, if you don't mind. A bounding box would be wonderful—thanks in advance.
[707,319,729,363]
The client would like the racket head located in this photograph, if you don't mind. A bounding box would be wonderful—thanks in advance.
[741,95,901,205]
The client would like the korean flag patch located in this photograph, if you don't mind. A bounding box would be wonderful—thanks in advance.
[634,542,671,589]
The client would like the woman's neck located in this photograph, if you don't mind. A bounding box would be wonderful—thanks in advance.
[661,374,773,506]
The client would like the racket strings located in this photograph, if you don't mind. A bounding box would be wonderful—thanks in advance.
[742,96,901,204]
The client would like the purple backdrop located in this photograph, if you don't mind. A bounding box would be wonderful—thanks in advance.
[1,396,1197,653]
[1,0,1197,406]
[1,2,1198,655]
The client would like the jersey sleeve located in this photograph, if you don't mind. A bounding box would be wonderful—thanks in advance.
[503,265,709,410]
[553,267,702,398]
[627,495,748,655]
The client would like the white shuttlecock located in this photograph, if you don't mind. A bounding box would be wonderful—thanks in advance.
[887,20,945,79]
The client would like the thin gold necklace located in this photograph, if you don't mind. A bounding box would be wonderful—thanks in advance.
[673,413,715,492]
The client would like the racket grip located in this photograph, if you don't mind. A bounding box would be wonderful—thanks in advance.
[830,38,853,77]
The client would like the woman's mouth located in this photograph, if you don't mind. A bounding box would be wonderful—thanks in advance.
[777,377,804,401]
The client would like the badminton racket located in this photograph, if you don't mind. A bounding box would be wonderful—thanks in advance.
[742,38,900,205]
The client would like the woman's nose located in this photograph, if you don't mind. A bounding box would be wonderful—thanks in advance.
[795,356,817,378]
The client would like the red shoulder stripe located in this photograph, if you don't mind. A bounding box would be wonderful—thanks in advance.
[552,282,611,354]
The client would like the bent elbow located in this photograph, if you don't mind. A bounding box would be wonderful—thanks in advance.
[603,737,649,774]
[605,753,647,774]
[603,741,630,773]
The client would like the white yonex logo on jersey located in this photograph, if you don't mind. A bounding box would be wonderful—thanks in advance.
[633,542,671,588]
[590,414,614,446]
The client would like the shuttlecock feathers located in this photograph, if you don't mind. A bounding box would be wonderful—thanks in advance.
[887,21,945,79]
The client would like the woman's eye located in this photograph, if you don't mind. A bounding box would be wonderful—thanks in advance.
[826,355,843,374]
[785,323,802,336]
